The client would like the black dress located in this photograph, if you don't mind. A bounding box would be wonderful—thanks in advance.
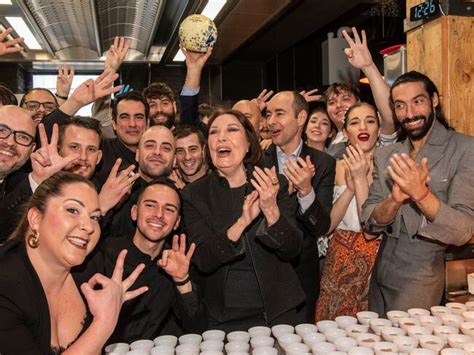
[0,239,91,355]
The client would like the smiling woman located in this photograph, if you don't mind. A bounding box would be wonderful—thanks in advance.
[0,171,147,354]
[182,110,305,331]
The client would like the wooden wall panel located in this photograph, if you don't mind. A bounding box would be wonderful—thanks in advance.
[406,14,474,135]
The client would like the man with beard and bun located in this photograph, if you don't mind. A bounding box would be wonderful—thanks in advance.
[362,71,474,315]
[74,179,206,341]
[104,125,176,239]
[169,125,208,189]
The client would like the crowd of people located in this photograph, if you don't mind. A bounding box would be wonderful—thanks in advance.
[0,24,473,354]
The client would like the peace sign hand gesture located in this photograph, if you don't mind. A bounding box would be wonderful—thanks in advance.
[30,123,80,185]
[81,250,148,327]
[56,64,75,101]
[342,27,374,70]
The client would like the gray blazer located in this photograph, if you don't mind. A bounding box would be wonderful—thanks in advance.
[362,120,474,247]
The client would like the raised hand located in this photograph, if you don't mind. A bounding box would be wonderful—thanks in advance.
[388,153,431,202]
[158,234,196,282]
[182,46,213,71]
[283,156,315,197]
[299,88,322,103]
[71,69,121,106]
[0,28,24,56]
[168,168,186,190]
[80,250,148,326]
[342,27,373,70]
[252,89,274,111]
[343,144,370,181]
[250,166,280,225]
[259,138,273,151]
[30,123,79,184]
[56,64,74,101]
[105,36,131,72]
[99,158,139,215]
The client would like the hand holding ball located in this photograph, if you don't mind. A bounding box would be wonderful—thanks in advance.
[179,14,218,52]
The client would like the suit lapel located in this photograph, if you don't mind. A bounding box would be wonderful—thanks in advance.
[417,121,448,170]
[263,144,279,170]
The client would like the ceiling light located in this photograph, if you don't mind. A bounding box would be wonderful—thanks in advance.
[0,0,13,5]
[201,0,227,20]
[5,16,42,50]
[173,49,186,62]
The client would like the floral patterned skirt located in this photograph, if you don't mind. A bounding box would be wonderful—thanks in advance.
[316,229,380,321]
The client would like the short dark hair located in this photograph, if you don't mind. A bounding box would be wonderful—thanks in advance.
[143,82,175,102]
[198,103,214,121]
[324,82,360,102]
[58,116,102,147]
[292,91,309,117]
[390,70,453,131]
[0,83,17,106]
[137,177,182,210]
[20,87,58,107]
[343,102,380,129]
[173,124,205,148]
[111,91,149,122]
[303,106,335,148]
[10,172,95,241]
[206,110,262,167]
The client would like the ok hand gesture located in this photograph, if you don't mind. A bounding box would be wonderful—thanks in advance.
[158,234,196,283]
[81,250,148,328]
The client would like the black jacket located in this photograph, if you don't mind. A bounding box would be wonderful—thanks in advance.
[181,167,305,326]
[261,143,336,320]
[0,240,67,354]
[0,172,32,243]
[73,237,207,343]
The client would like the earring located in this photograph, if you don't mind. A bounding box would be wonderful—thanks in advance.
[27,230,39,248]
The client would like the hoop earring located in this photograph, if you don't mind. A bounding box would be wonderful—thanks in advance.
[27,230,39,248]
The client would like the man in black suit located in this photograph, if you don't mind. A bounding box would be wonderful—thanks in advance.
[263,91,335,322]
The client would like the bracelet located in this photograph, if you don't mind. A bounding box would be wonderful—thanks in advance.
[412,185,431,203]
[173,275,190,286]
[55,93,68,100]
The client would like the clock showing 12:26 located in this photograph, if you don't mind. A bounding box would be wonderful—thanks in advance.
[410,0,441,21]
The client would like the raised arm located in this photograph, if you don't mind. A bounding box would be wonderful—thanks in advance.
[342,28,395,135]
[179,47,212,127]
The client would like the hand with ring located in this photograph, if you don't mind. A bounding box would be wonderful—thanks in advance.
[250,166,280,226]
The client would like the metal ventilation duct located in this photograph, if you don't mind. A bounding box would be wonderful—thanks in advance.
[17,0,165,61]
[97,0,165,59]
[21,0,101,59]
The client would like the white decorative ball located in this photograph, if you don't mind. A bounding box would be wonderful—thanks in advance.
[178,14,218,52]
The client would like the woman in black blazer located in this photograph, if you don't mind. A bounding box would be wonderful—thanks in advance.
[182,110,305,332]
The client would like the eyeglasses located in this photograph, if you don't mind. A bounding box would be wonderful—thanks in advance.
[24,101,57,112]
[0,124,35,147]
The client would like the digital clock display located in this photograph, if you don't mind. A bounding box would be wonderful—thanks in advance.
[410,0,440,21]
